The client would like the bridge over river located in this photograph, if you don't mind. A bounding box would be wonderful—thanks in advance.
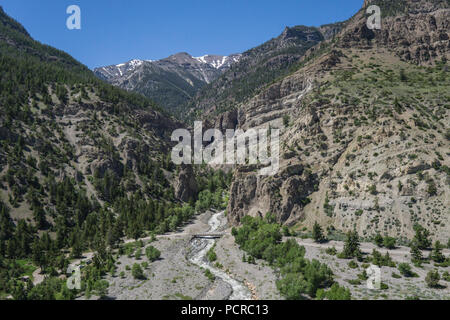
[191,233,224,239]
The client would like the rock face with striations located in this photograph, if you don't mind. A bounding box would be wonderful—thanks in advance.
[174,165,198,202]
[227,162,319,226]
[319,22,346,40]
[340,0,450,65]
[223,0,450,242]
[187,25,327,121]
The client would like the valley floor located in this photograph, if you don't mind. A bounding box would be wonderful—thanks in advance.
[69,211,449,300]
[98,211,281,300]
[294,238,450,300]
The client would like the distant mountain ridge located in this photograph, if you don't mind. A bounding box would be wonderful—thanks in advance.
[95,59,153,80]
[193,54,242,71]
[187,24,333,122]
[94,52,241,113]
[94,24,344,118]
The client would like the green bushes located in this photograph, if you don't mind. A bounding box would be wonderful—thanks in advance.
[430,241,445,263]
[357,269,368,281]
[367,184,378,195]
[232,215,283,263]
[371,249,395,267]
[195,189,224,212]
[276,273,309,300]
[426,180,437,196]
[398,263,418,278]
[26,277,75,300]
[283,115,291,127]
[374,234,396,249]
[323,192,334,217]
[316,283,352,300]
[410,243,423,265]
[277,259,334,299]
[135,248,142,260]
[383,237,397,249]
[132,263,145,280]
[204,269,215,281]
[145,246,161,262]
[442,271,450,282]
[374,234,384,247]
[207,245,217,262]
[347,279,362,285]
[194,169,231,212]
[325,247,337,256]
[233,215,345,300]
[380,282,389,290]
[425,270,440,288]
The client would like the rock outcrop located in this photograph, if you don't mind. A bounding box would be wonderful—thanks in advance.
[222,0,450,242]
[174,165,198,202]
[227,163,319,226]
[339,0,450,65]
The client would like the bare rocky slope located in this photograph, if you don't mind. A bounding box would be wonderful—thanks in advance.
[222,0,450,243]
[189,25,330,123]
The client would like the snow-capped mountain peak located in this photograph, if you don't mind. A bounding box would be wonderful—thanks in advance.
[93,52,242,112]
[94,58,154,80]
[194,54,241,70]
[117,59,151,68]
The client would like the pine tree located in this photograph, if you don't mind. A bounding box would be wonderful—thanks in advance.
[430,241,445,263]
[32,239,45,270]
[33,207,46,230]
[374,233,383,247]
[425,270,440,288]
[412,224,431,249]
[342,231,360,258]
[410,242,423,264]
[312,222,326,243]
[71,237,82,259]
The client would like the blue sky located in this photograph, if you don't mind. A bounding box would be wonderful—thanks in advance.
[1,0,363,69]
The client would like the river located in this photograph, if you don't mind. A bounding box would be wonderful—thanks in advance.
[188,211,252,300]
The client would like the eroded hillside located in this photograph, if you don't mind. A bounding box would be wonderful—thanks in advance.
[225,0,450,243]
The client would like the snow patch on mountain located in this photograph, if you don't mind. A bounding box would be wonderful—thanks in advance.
[194,54,241,69]
[95,59,154,79]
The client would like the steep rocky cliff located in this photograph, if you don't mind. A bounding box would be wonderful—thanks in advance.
[174,164,198,202]
[225,0,450,242]
[188,25,326,121]
[340,0,450,65]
